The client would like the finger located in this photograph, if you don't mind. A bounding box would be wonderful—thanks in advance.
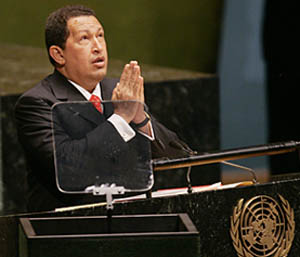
[111,84,119,101]
[129,60,138,67]
[126,65,139,95]
[134,76,144,103]
[119,64,131,87]
[129,61,140,83]
[138,76,144,103]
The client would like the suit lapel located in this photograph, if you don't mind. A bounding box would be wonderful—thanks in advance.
[50,69,85,101]
[50,70,102,125]
[63,102,104,125]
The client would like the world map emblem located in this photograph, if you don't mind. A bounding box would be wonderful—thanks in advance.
[230,195,295,257]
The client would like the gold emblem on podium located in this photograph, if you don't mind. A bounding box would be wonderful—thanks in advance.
[230,195,295,257]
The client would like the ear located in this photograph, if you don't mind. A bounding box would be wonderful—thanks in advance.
[49,45,65,66]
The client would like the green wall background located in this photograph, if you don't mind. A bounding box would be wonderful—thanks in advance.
[0,0,223,73]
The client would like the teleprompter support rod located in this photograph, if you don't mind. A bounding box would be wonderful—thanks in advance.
[153,140,300,171]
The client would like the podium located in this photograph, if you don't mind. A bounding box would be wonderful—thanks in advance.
[8,173,296,257]
[16,141,300,256]
[0,172,300,256]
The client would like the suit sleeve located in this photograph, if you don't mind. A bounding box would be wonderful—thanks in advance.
[150,114,195,159]
[15,95,55,171]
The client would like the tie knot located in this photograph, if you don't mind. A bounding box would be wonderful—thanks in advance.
[90,94,100,102]
[89,94,103,113]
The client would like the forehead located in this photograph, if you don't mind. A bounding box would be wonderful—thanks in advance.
[67,15,103,33]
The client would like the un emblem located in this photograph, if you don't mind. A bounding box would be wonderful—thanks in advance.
[230,195,295,257]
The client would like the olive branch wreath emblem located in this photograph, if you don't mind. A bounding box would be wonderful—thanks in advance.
[230,195,295,257]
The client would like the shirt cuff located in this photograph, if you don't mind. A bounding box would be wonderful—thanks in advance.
[107,114,136,142]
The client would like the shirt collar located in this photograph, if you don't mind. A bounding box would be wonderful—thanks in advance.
[68,80,102,100]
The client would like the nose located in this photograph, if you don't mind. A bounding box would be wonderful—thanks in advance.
[92,37,103,53]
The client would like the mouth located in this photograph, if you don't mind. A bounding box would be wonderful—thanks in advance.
[92,56,105,68]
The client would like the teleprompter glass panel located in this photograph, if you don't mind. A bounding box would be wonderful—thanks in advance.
[51,100,153,193]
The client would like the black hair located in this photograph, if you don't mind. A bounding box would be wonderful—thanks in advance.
[45,5,96,66]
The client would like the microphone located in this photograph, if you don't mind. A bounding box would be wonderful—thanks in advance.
[169,140,198,156]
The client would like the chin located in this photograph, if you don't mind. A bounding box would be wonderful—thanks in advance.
[94,70,107,82]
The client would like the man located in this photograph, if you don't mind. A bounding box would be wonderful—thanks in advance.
[15,5,192,211]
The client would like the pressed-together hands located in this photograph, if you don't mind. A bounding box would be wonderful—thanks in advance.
[112,61,148,127]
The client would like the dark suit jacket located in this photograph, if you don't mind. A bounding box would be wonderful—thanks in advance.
[15,69,192,211]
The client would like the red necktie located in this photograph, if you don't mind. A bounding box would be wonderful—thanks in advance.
[89,94,103,113]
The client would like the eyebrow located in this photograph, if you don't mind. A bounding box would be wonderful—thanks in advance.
[77,27,104,33]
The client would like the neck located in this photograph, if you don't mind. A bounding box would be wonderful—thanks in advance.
[56,68,97,93]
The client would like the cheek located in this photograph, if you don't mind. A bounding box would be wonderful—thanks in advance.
[71,52,90,68]
[70,45,89,58]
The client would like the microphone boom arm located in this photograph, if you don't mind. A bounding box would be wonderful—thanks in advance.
[153,141,300,171]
